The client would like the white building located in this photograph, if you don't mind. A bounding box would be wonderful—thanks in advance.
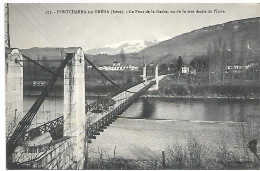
[226,64,245,73]
[181,66,189,74]
[87,65,93,69]
[98,61,139,71]
[102,65,139,71]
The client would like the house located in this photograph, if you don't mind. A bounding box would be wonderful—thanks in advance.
[226,64,245,73]
[181,66,189,74]
[181,64,196,74]
[86,65,93,69]
[102,63,139,71]
[33,81,46,87]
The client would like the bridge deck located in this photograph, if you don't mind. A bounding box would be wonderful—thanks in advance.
[86,81,150,124]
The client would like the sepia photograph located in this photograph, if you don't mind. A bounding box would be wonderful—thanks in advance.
[4,2,260,169]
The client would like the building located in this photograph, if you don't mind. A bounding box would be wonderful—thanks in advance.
[226,64,246,73]
[101,65,139,71]
[87,65,93,69]
[181,66,189,74]
[181,65,196,74]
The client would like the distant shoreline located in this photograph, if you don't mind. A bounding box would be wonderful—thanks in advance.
[141,94,260,100]
[24,93,260,101]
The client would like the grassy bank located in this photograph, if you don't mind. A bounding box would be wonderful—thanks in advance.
[147,75,260,99]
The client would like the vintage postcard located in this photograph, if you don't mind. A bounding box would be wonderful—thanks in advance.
[4,2,260,170]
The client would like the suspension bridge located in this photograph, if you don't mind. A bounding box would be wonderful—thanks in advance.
[5,47,165,169]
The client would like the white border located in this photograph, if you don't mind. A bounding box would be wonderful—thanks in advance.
[1,1,260,170]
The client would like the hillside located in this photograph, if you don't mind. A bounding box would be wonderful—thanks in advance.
[138,17,260,65]
[85,17,260,66]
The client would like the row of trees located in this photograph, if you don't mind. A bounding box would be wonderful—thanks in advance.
[158,56,183,74]
[191,35,255,73]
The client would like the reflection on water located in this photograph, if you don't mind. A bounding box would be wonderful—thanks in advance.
[140,98,156,119]
[122,98,260,122]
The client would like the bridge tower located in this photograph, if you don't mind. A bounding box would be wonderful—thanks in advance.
[148,64,159,91]
[154,64,159,90]
[143,64,147,82]
[63,47,85,168]
[5,48,23,138]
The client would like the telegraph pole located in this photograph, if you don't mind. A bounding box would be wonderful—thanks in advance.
[5,3,11,48]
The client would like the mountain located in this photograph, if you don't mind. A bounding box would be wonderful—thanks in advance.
[137,17,260,65]
[85,39,162,55]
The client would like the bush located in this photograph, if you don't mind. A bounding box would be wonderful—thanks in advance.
[166,137,206,169]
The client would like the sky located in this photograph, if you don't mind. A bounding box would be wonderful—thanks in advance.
[6,3,260,50]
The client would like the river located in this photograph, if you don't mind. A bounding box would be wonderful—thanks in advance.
[24,96,260,124]
[23,96,260,159]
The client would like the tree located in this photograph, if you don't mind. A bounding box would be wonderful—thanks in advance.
[120,49,126,66]
[176,56,183,71]
[159,63,168,74]
[169,63,175,73]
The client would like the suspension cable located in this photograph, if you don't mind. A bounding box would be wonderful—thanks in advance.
[84,56,142,94]
[22,54,62,78]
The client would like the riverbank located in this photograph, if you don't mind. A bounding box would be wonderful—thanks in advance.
[145,74,260,100]
[87,118,260,169]
[142,94,260,100]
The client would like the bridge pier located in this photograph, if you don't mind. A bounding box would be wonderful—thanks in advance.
[63,47,85,169]
[5,48,23,139]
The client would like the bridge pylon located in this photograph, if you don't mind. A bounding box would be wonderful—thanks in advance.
[148,64,159,91]
[143,64,147,82]
[155,64,159,90]
[5,48,23,139]
[63,47,85,169]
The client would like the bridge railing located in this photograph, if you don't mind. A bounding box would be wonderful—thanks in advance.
[109,80,145,97]
[85,98,115,113]
[23,116,64,142]
[85,80,145,113]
